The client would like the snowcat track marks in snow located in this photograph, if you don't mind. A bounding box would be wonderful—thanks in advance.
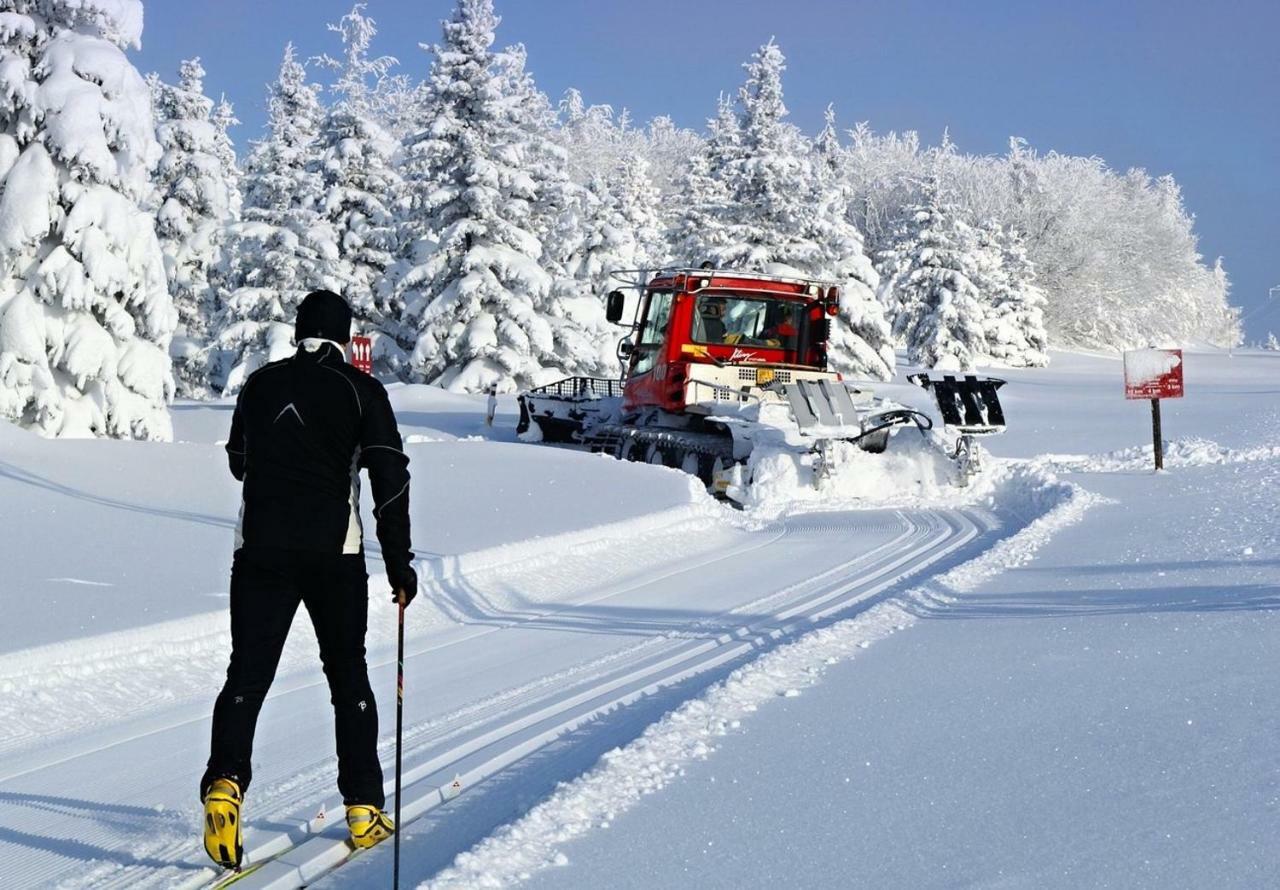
[516,268,955,501]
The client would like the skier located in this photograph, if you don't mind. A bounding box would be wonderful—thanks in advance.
[485,385,497,427]
[201,290,417,870]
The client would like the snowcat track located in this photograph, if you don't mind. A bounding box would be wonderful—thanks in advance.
[209,508,989,890]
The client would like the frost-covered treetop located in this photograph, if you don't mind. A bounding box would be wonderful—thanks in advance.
[3,0,144,48]
[317,2,397,112]
[738,38,788,151]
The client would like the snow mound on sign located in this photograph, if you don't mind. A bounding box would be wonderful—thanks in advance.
[741,431,960,518]
[1041,437,1280,474]
[1123,348,1181,383]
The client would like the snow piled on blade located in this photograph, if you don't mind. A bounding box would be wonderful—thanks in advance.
[742,433,959,517]
[420,463,1097,889]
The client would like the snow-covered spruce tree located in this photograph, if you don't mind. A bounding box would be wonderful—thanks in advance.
[556,87,623,185]
[499,46,615,378]
[0,0,176,439]
[210,96,242,208]
[314,3,407,376]
[884,177,990,371]
[396,0,600,392]
[570,154,663,292]
[153,58,241,397]
[810,105,894,381]
[671,93,737,265]
[972,222,1048,367]
[214,44,338,394]
[641,114,702,195]
[1266,332,1279,352]
[526,64,626,382]
[712,41,822,272]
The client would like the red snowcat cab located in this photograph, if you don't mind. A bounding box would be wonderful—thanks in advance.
[518,268,955,501]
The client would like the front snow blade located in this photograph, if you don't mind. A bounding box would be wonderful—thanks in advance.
[783,379,864,437]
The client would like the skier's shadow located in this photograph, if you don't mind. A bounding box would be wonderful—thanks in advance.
[0,790,202,873]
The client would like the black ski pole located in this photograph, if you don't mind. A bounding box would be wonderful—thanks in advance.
[394,592,405,890]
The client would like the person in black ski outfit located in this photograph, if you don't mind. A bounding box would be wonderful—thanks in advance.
[200,290,416,868]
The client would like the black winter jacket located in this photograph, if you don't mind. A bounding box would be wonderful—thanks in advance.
[226,342,413,576]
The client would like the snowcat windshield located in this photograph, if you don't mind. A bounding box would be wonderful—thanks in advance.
[692,294,807,352]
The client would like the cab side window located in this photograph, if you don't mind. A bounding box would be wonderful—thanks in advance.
[631,291,673,375]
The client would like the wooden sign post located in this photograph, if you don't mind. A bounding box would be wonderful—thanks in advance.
[1123,349,1184,470]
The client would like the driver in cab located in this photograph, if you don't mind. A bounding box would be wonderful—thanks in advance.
[697,297,797,349]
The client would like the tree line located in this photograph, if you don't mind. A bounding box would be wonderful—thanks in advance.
[0,0,1238,439]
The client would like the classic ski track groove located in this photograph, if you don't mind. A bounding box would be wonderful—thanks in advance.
[0,515,783,781]
[4,508,987,890]
[186,508,985,890]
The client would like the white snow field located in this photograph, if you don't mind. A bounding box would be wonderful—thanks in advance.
[0,350,1275,889]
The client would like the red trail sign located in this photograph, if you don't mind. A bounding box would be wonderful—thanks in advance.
[1124,348,1183,400]
[350,335,373,375]
[1123,348,1183,470]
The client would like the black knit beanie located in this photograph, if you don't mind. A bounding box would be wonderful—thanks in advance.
[295,290,353,344]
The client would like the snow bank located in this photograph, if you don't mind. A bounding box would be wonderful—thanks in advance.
[419,462,1097,889]
[1041,436,1280,475]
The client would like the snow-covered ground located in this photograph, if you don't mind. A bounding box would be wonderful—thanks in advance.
[0,349,1276,889]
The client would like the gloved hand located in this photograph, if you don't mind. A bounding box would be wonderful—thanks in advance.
[389,565,418,607]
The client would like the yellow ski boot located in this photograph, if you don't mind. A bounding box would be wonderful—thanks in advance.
[346,804,395,849]
[202,777,244,870]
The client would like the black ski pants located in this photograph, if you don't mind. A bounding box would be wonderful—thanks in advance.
[202,548,385,808]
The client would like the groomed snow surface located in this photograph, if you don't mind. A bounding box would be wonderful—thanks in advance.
[0,349,1276,889]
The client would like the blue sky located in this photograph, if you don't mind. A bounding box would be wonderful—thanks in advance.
[134,0,1280,340]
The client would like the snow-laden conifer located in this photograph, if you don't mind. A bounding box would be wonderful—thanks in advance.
[314,3,406,375]
[214,45,339,394]
[671,95,737,266]
[712,41,820,271]
[810,105,894,381]
[210,97,243,211]
[501,45,613,379]
[973,222,1048,367]
[396,0,605,391]
[884,178,990,370]
[571,156,663,291]
[0,0,176,439]
[153,58,240,397]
